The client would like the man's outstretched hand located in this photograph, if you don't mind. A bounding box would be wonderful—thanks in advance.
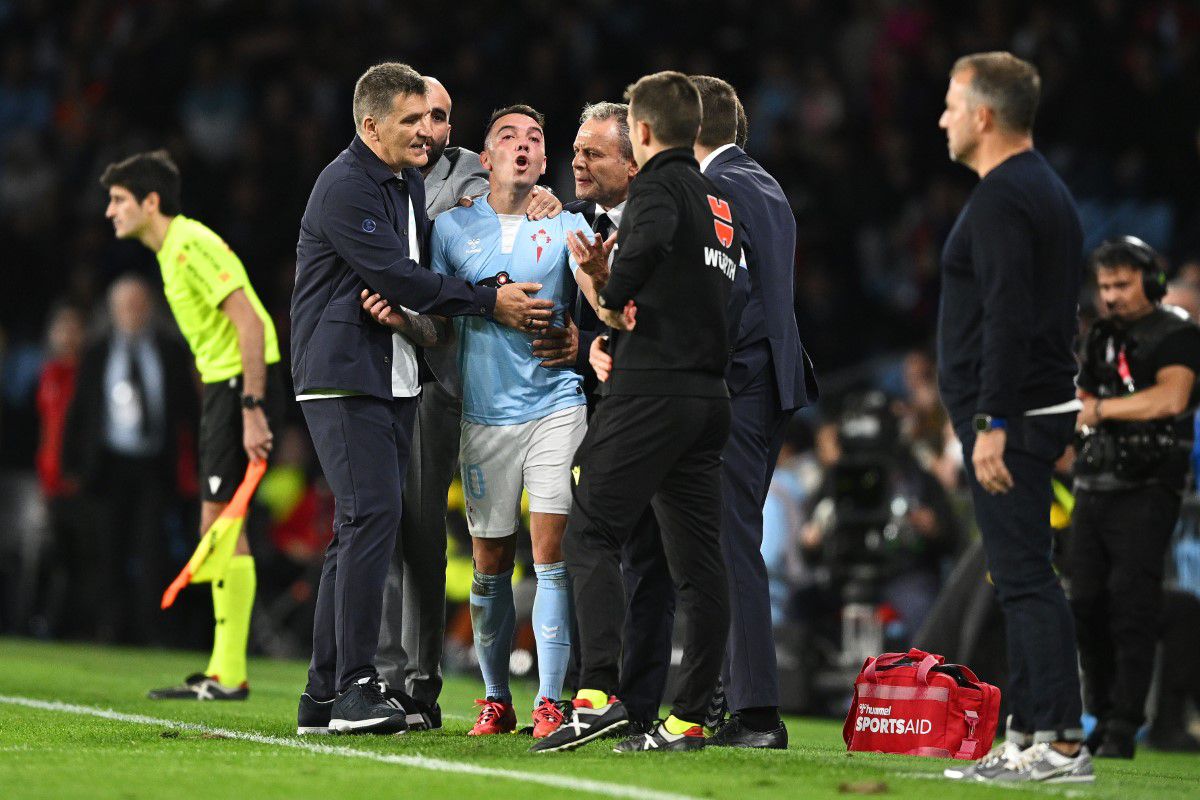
[493,282,555,332]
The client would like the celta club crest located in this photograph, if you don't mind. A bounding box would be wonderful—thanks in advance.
[531,229,551,262]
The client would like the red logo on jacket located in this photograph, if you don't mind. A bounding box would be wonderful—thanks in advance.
[707,195,734,248]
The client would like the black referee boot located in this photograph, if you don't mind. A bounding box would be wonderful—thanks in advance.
[329,677,408,735]
[530,696,628,753]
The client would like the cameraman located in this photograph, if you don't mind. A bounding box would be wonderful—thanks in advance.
[1072,236,1200,759]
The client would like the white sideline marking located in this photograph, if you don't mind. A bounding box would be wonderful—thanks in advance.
[0,695,697,800]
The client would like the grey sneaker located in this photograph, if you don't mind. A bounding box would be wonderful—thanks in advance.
[968,742,1095,784]
[943,740,1024,780]
[1023,743,1095,784]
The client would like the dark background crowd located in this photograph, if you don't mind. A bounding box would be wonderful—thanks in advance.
[3,0,1200,720]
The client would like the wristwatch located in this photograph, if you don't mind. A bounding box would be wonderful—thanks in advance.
[972,413,1006,433]
[240,394,266,410]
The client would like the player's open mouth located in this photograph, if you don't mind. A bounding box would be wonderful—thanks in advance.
[515,155,529,168]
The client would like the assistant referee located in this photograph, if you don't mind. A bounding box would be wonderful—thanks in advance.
[102,150,284,701]
[532,71,742,755]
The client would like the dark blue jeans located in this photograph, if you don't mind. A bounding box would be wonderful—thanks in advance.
[956,412,1083,742]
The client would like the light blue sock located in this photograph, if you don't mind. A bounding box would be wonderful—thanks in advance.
[470,568,515,702]
[532,561,572,703]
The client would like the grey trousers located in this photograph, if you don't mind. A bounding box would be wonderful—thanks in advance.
[376,381,461,704]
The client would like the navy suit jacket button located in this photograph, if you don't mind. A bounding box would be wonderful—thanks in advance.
[384,355,391,364]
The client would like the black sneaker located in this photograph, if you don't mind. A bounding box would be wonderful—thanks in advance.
[147,673,248,701]
[604,717,654,740]
[329,677,408,735]
[381,683,442,731]
[707,715,788,749]
[297,692,335,735]
[529,697,628,753]
[613,720,706,753]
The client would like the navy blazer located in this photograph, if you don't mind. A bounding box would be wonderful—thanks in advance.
[291,136,498,399]
[704,145,817,411]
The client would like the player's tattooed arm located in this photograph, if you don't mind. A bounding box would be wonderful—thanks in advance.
[360,290,451,347]
[397,308,451,348]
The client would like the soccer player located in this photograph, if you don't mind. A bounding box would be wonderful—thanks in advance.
[101,150,282,700]
[374,104,596,738]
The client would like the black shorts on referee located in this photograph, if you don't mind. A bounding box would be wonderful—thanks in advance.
[199,362,287,503]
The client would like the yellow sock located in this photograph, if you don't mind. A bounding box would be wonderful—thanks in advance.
[664,714,699,735]
[576,688,609,709]
[204,555,256,686]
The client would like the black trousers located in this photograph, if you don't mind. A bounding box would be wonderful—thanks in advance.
[957,413,1083,741]
[378,381,460,704]
[92,452,168,645]
[301,395,417,697]
[720,362,793,712]
[1068,484,1180,731]
[617,507,675,724]
[565,393,730,723]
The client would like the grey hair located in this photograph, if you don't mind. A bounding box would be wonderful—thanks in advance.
[352,62,426,132]
[580,102,633,162]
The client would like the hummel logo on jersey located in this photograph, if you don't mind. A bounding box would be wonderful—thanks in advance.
[466,238,481,254]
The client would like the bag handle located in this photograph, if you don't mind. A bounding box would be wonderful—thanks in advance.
[915,655,941,685]
[954,710,981,760]
[863,649,944,684]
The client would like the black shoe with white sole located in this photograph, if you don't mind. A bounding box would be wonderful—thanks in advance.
[147,673,248,701]
[329,677,408,735]
[297,692,335,735]
[381,684,442,731]
[613,720,706,753]
[529,697,628,753]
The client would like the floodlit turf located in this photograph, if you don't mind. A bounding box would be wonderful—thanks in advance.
[0,639,1197,799]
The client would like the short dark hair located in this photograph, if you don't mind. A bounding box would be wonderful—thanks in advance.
[624,71,701,148]
[353,62,426,131]
[483,104,545,149]
[579,102,633,162]
[951,51,1041,133]
[689,75,739,149]
[99,150,182,215]
[735,96,748,149]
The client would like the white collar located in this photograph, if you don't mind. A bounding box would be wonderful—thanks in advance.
[699,143,737,174]
[597,199,627,228]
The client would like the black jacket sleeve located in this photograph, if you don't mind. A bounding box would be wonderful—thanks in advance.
[600,176,678,308]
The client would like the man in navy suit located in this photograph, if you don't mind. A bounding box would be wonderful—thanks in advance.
[290,62,553,735]
[690,75,818,749]
[532,101,674,735]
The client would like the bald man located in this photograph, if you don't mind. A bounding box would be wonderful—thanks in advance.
[374,77,562,729]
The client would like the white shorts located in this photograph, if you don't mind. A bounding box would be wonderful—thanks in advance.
[459,405,587,538]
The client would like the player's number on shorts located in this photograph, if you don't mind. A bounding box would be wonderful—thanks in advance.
[465,464,486,499]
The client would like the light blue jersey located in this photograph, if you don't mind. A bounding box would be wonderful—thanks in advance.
[431,195,593,425]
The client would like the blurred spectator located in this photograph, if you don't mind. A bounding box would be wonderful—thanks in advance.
[761,419,820,627]
[61,275,198,643]
[29,303,87,637]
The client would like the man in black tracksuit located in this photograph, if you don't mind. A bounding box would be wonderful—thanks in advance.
[531,71,743,754]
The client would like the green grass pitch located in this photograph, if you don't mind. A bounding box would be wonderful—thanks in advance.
[1,638,1197,799]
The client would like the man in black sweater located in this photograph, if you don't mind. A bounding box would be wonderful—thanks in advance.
[531,71,742,754]
[936,52,1092,784]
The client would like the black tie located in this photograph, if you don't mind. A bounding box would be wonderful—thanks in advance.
[594,212,612,240]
